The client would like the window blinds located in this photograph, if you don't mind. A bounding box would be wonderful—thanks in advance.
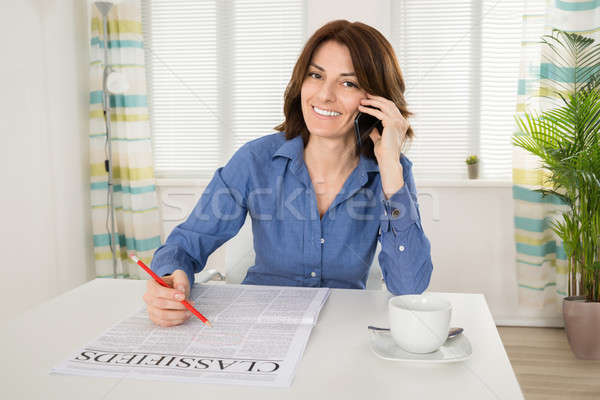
[141,0,305,179]
[142,0,219,178]
[392,0,539,180]
[230,1,305,152]
[392,0,473,180]
[479,0,530,180]
[143,0,537,180]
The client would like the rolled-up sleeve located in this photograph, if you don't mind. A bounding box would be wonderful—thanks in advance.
[378,157,433,295]
[150,144,251,285]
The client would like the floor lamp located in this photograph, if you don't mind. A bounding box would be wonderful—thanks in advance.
[94,1,128,278]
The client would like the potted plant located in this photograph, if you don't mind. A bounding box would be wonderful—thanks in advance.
[512,29,600,359]
[466,155,479,179]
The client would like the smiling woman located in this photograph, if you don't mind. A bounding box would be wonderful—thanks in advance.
[275,19,415,160]
[147,19,433,329]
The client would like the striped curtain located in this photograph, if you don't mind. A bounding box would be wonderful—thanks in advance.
[513,0,600,309]
[89,0,162,278]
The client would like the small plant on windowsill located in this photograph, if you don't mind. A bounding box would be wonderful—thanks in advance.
[465,155,479,179]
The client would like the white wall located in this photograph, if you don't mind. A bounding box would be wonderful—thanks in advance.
[0,0,93,322]
[419,183,563,326]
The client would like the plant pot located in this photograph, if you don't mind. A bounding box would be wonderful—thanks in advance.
[467,163,479,179]
[563,296,600,359]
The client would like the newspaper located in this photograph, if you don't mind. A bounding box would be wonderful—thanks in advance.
[51,284,330,387]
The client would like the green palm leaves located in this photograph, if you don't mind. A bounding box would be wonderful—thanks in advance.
[513,29,600,302]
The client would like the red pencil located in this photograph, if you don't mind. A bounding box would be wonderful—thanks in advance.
[129,254,212,328]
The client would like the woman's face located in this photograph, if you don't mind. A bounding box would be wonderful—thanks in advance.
[301,40,366,141]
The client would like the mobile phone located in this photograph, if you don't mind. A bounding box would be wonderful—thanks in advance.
[354,106,383,149]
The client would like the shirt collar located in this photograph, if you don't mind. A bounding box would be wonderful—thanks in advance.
[272,134,304,162]
[272,134,305,174]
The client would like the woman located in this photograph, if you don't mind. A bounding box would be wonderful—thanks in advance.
[144,20,433,327]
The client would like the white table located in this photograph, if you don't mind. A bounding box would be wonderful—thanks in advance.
[1,279,524,399]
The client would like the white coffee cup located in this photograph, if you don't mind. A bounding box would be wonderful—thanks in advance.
[388,294,452,353]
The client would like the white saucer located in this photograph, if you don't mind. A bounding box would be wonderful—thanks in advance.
[369,329,472,363]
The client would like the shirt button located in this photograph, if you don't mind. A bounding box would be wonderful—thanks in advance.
[311,271,317,277]
[320,238,325,244]
[392,209,400,217]
[399,245,405,252]
[384,209,387,216]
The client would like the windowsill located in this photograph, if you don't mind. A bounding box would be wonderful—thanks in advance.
[156,178,513,188]
[417,179,513,188]
[156,178,211,187]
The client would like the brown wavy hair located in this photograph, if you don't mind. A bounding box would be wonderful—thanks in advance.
[273,19,414,159]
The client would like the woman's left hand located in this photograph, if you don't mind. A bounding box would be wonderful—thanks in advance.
[358,93,410,162]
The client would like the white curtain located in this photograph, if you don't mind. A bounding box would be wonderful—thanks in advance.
[513,0,600,310]
[89,0,162,278]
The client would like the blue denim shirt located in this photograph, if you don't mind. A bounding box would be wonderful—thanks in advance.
[151,132,433,295]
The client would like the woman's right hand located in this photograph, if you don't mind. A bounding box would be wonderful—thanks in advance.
[143,269,192,327]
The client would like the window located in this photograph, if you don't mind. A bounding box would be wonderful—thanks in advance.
[392,0,544,180]
[142,0,306,179]
[143,0,539,180]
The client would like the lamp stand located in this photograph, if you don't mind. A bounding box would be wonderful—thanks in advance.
[95,1,118,279]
